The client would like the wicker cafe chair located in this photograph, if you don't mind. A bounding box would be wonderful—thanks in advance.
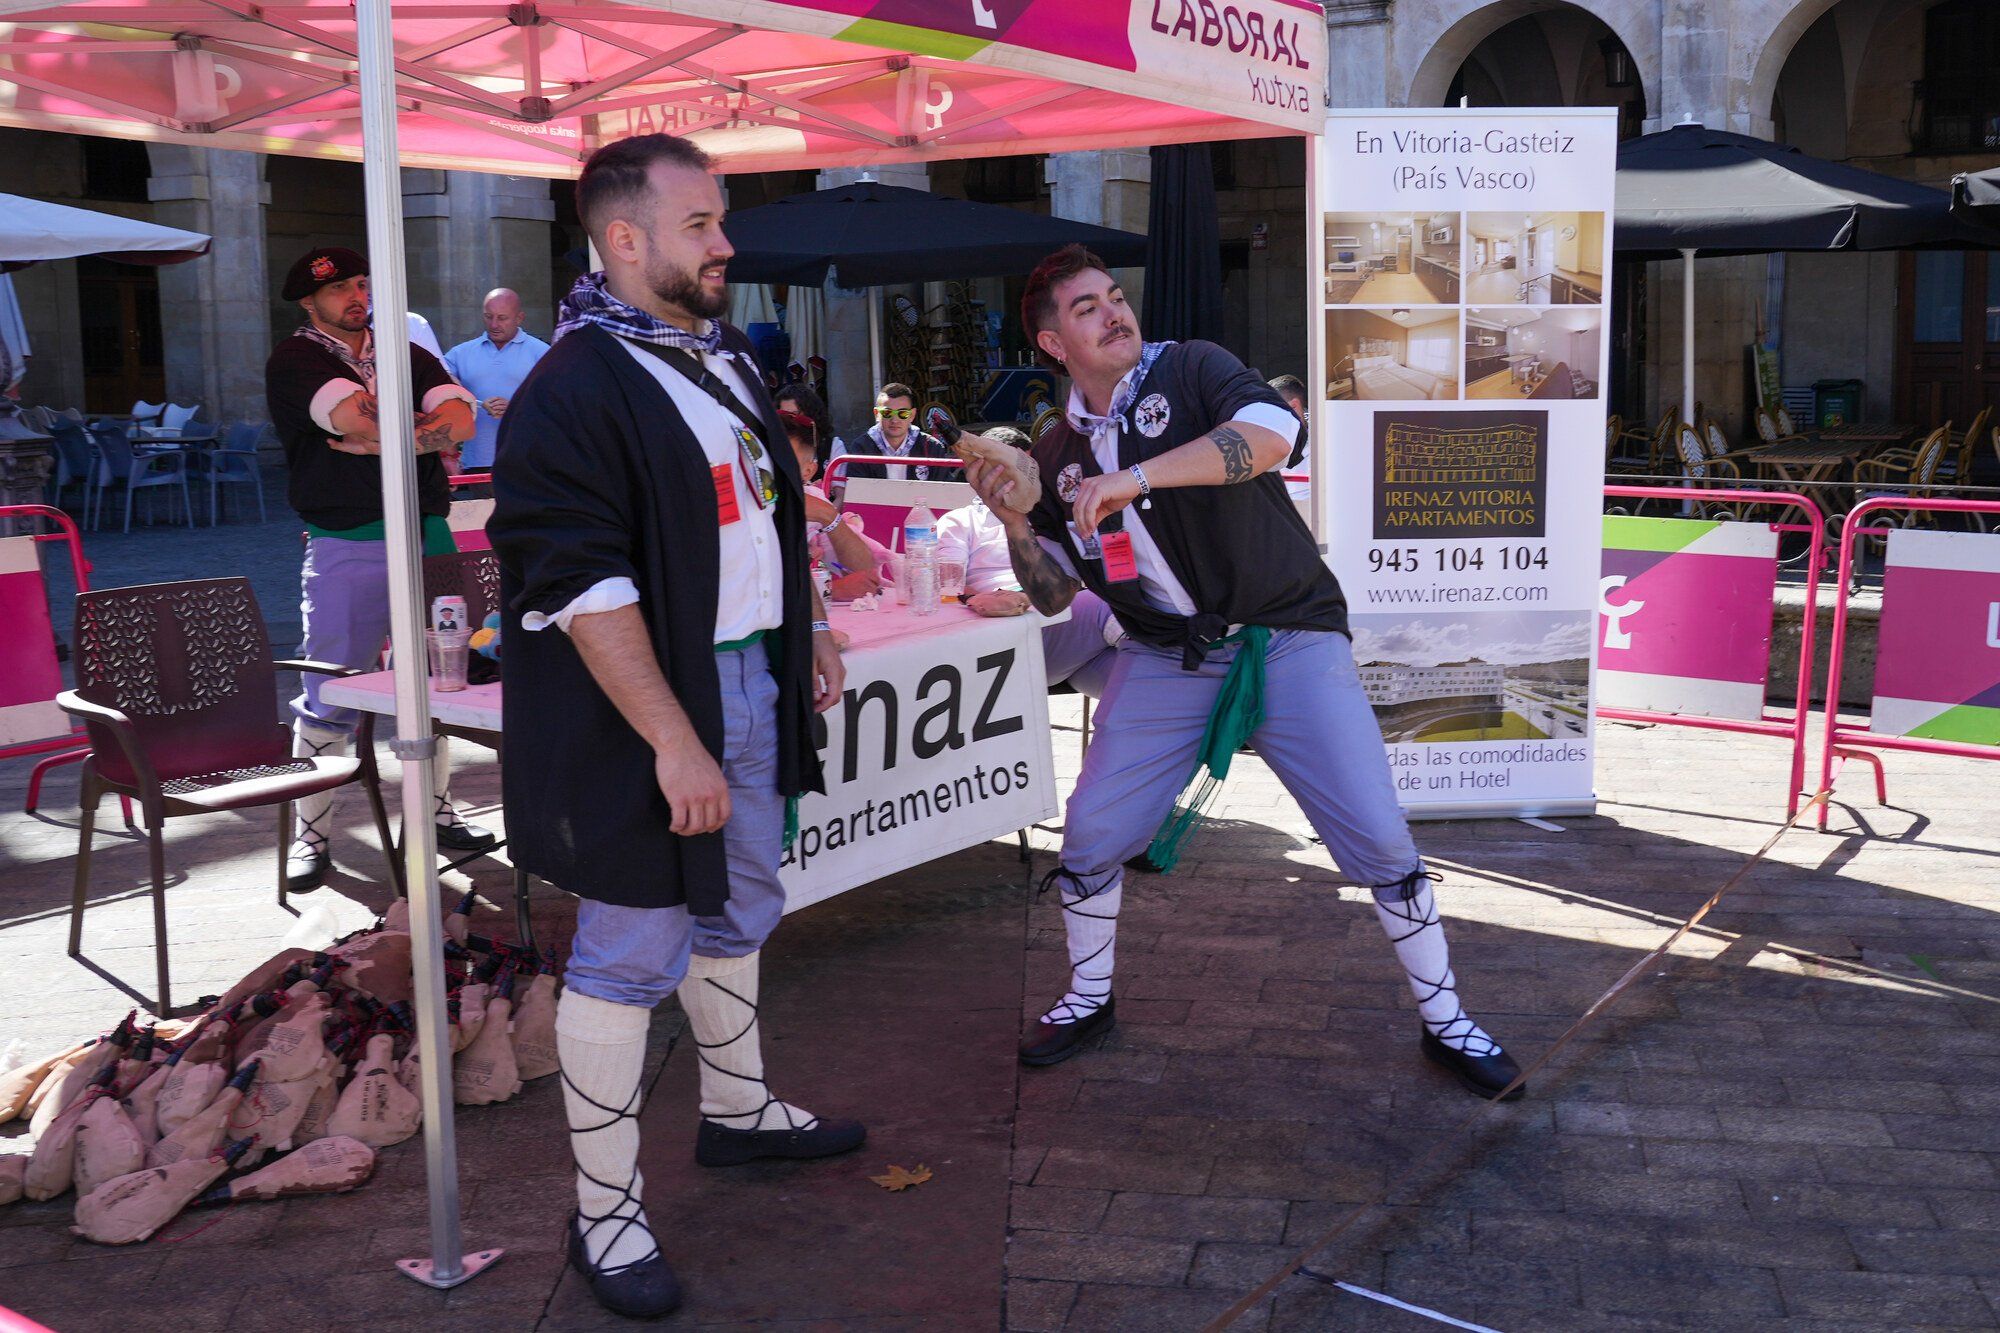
[1755,406,1807,447]
[58,577,398,1014]
[1603,416,1649,477]
[1674,421,1749,520]
[1936,404,1991,487]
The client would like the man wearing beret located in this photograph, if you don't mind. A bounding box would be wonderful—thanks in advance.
[265,246,485,886]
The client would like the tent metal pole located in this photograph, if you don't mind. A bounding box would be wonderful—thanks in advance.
[1680,247,1696,428]
[868,285,884,389]
[1305,136,1326,547]
[355,0,499,1291]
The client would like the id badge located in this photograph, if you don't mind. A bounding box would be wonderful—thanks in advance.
[1099,530,1139,583]
[712,462,741,526]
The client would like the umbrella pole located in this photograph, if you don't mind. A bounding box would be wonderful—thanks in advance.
[868,286,884,391]
[355,0,500,1291]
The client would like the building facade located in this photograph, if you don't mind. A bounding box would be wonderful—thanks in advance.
[9,1,1995,451]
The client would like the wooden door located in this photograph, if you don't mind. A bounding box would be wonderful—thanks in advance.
[1897,251,2000,427]
[78,259,165,414]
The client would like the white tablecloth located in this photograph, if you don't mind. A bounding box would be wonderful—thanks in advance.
[319,599,1064,911]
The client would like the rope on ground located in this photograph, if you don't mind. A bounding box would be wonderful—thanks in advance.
[1200,790,1832,1332]
[1297,1270,1502,1331]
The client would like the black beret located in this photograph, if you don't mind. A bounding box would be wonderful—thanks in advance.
[281,246,368,301]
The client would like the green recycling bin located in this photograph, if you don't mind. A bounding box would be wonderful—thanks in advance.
[1814,378,1863,429]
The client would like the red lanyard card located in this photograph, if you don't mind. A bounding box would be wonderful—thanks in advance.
[712,461,741,526]
[1099,529,1139,583]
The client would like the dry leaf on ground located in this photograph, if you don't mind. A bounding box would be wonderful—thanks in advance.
[869,1164,932,1192]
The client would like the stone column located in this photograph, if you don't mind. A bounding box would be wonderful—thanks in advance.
[147,146,270,426]
[815,163,929,438]
[1324,2,1393,108]
[1045,149,1152,320]
[401,170,557,348]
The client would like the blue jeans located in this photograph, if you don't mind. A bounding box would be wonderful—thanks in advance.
[565,640,789,1007]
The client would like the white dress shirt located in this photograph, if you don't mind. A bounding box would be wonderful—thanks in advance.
[523,334,784,644]
[1065,376,1295,618]
[933,501,1023,595]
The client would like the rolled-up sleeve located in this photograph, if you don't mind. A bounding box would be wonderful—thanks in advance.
[309,378,367,433]
[489,365,642,624]
[522,576,640,633]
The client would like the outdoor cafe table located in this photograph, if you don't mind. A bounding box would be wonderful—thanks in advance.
[318,597,1068,915]
[1810,422,1919,452]
[1749,437,1871,515]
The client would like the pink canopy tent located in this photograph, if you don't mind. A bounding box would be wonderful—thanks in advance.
[0,0,1323,169]
[0,0,1327,1293]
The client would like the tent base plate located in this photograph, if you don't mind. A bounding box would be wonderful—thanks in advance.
[397,1248,505,1289]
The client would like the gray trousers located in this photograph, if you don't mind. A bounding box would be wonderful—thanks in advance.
[293,535,396,733]
[565,641,789,1008]
[1062,629,1419,890]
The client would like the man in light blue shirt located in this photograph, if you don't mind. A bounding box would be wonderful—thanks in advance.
[444,287,550,469]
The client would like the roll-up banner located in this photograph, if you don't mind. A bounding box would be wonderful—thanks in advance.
[1318,108,1616,818]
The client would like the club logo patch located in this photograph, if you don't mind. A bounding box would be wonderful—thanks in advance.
[1135,393,1171,438]
[1056,462,1084,504]
[309,256,338,281]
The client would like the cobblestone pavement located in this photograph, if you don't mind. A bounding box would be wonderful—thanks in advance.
[4,511,1999,1330]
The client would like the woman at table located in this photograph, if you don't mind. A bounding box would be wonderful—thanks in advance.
[489,133,858,1321]
[780,405,884,600]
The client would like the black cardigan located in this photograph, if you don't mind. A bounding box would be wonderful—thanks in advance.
[488,322,823,913]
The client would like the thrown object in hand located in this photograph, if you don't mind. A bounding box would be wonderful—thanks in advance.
[927,406,1041,513]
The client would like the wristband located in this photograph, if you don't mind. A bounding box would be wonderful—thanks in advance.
[1130,463,1152,509]
[811,620,832,633]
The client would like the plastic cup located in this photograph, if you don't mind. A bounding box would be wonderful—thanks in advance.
[427,629,473,692]
[939,561,966,601]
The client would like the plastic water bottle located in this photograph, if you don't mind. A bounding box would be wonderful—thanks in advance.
[902,503,938,616]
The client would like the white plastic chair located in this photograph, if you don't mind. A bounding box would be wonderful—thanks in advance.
[161,403,201,431]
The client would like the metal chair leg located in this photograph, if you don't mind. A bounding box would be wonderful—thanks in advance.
[148,820,171,1015]
[514,866,535,952]
[1016,828,1030,864]
[277,799,293,910]
[69,781,99,956]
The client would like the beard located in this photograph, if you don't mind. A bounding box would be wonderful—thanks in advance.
[644,246,727,320]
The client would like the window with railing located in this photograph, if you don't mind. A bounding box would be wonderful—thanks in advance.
[1917,0,2000,154]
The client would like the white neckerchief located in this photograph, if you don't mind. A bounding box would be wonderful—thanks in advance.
[1064,340,1173,455]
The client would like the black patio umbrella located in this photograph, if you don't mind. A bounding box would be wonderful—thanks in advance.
[1614,123,1990,425]
[1951,167,2000,225]
[719,180,1146,383]
[721,180,1146,287]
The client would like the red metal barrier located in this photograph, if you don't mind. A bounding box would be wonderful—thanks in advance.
[0,505,94,810]
[1600,486,1826,819]
[1816,495,2000,828]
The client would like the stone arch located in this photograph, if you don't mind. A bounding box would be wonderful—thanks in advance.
[1402,0,1656,123]
[1747,0,1855,135]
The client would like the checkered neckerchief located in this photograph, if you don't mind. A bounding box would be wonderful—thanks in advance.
[554,271,723,355]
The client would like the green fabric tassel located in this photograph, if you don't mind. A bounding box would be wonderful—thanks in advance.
[783,795,800,853]
[1146,625,1270,872]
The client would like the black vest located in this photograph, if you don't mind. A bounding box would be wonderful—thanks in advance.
[1026,342,1347,665]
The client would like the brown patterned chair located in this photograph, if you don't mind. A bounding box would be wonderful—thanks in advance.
[58,576,397,1013]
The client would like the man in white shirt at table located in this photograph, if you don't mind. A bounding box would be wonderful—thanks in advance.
[934,426,1120,699]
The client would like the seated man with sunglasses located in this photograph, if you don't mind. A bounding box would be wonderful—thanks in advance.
[826,381,953,492]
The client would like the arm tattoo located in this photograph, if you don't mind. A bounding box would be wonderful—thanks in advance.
[358,397,379,423]
[1212,425,1256,484]
[413,415,455,455]
[1005,525,1079,616]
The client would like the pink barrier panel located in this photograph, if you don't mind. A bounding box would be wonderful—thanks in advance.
[0,505,95,812]
[823,455,969,550]
[1818,496,2000,828]
[448,471,494,551]
[1600,486,1825,819]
